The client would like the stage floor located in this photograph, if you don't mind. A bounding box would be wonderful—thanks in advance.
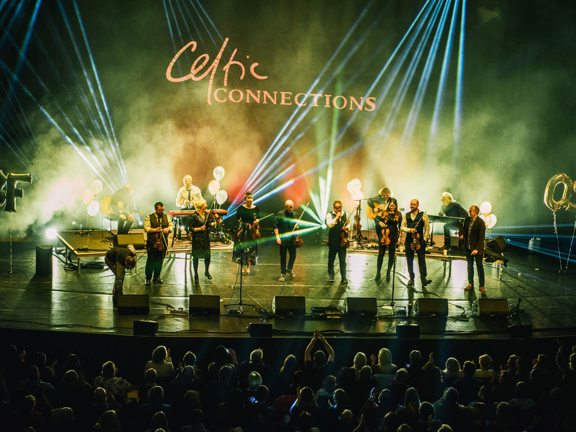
[0,238,574,339]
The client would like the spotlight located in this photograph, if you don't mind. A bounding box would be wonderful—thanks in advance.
[321,223,327,229]
[45,228,58,240]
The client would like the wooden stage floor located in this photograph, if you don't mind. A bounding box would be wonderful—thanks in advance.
[0,237,575,340]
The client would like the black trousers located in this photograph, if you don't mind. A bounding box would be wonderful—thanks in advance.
[279,244,297,274]
[377,241,396,275]
[145,249,165,280]
[193,255,211,275]
[105,256,125,296]
[466,249,485,286]
[405,242,427,283]
[328,245,347,279]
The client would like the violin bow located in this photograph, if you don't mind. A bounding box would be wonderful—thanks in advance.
[292,202,310,232]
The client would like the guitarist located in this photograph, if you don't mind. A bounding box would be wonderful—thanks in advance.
[144,202,173,285]
[326,200,351,285]
[401,199,432,288]
[367,187,394,242]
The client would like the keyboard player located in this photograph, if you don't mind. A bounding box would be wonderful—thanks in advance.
[175,175,203,239]
[438,192,468,251]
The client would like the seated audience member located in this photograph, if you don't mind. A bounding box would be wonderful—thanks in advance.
[144,346,175,386]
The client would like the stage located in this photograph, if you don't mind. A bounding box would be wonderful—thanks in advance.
[0,236,574,340]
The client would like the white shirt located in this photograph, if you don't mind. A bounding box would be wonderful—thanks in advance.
[175,185,203,209]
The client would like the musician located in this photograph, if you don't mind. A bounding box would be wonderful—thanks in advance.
[367,187,398,241]
[439,192,467,250]
[110,184,136,234]
[326,200,351,284]
[104,246,136,307]
[401,199,432,288]
[175,175,202,239]
[144,202,173,285]
[190,199,221,283]
[375,200,402,282]
[233,192,260,274]
[274,200,299,282]
[460,205,486,295]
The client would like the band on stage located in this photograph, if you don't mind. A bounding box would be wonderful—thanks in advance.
[105,177,493,307]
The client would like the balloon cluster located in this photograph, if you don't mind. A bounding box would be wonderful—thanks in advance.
[544,173,576,212]
[80,179,104,216]
[346,178,364,202]
[209,166,228,205]
[479,201,497,229]
[0,170,32,212]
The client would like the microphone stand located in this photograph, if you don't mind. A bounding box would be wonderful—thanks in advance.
[225,222,256,315]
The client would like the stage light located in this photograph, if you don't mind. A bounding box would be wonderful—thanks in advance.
[322,223,327,229]
[45,228,58,240]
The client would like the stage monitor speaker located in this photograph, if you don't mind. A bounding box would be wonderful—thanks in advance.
[508,322,532,338]
[248,323,273,337]
[487,236,506,254]
[117,233,146,249]
[273,296,306,316]
[35,245,53,276]
[117,295,149,315]
[133,319,158,336]
[189,295,220,315]
[346,297,377,316]
[415,298,448,317]
[396,324,420,338]
[477,298,509,317]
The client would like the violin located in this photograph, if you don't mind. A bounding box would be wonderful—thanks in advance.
[380,226,391,246]
[252,221,261,239]
[293,235,304,248]
[340,231,350,248]
[411,232,421,251]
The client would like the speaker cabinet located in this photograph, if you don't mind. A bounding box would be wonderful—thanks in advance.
[396,324,420,338]
[117,295,149,315]
[248,323,273,337]
[273,296,305,316]
[133,319,158,336]
[415,298,448,317]
[346,297,377,316]
[487,236,506,253]
[189,295,221,315]
[477,298,509,317]
[116,233,146,249]
[35,245,53,276]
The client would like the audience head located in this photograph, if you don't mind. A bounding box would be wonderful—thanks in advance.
[151,345,168,364]
[148,385,164,404]
[409,350,423,366]
[250,348,264,365]
[462,361,476,377]
[144,367,157,383]
[182,351,197,367]
[101,360,116,378]
[478,354,493,371]
[444,357,461,375]
[353,351,367,370]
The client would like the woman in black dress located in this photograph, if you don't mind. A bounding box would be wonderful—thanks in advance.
[190,199,221,283]
[375,200,402,282]
[233,192,260,274]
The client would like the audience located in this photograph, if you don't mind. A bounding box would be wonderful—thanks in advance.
[1,337,575,431]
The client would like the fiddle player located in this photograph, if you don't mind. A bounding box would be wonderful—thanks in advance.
[460,205,486,296]
[190,199,221,284]
[105,245,136,307]
[326,200,350,284]
[367,187,395,241]
[274,200,299,282]
[375,200,402,283]
[400,199,431,288]
[439,192,467,251]
[233,192,260,274]
[175,175,203,239]
[144,202,173,285]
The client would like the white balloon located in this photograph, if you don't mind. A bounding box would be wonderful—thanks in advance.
[81,189,94,205]
[213,166,225,181]
[90,179,103,194]
[216,190,228,205]
[87,200,100,216]
[484,214,497,229]
[208,180,220,195]
[480,201,492,216]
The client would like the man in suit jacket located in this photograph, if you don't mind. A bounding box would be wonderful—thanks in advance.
[460,205,486,295]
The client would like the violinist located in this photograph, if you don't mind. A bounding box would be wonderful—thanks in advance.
[325,200,350,284]
[144,201,173,285]
[401,199,431,288]
[375,200,402,282]
[233,192,260,274]
[190,199,221,284]
[274,200,299,282]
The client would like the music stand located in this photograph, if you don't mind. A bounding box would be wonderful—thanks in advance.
[225,223,256,315]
